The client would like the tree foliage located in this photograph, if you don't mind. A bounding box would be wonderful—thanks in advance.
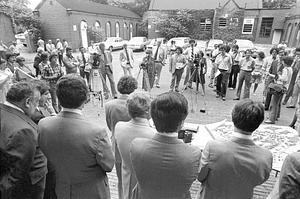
[263,0,296,8]
[89,0,109,4]
[0,0,42,48]
[156,10,195,40]
[110,0,151,17]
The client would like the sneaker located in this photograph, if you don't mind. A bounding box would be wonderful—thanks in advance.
[156,84,160,88]
[222,97,226,101]
[228,87,234,90]
[216,94,220,98]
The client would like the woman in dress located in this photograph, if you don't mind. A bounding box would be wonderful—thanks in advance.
[169,46,187,92]
[140,49,155,91]
[251,51,265,94]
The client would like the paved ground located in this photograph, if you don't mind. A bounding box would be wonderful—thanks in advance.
[22,49,294,199]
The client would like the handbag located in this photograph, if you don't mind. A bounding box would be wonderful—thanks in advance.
[267,82,287,95]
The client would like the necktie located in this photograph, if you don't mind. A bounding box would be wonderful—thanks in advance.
[103,52,108,64]
[125,48,130,65]
[191,47,194,60]
[154,45,160,61]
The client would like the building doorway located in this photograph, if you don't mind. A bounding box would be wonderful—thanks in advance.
[80,20,88,48]
[272,30,282,45]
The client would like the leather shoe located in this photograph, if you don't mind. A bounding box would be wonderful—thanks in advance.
[233,97,240,100]
[286,105,296,108]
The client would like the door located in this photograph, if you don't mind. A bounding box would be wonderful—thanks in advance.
[272,30,282,45]
[80,21,88,48]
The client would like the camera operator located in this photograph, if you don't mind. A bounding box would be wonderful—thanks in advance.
[140,49,155,91]
[130,92,201,199]
[190,51,207,93]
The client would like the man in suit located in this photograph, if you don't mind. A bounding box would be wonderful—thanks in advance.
[120,43,134,76]
[278,152,300,198]
[130,92,201,199]
[105,76,138,199]
[115,91,155,199]
[197,99,273,199]
[38,75,115,199]
[0,81,47,199]
[152,40,166,88]
[99,43,117,99]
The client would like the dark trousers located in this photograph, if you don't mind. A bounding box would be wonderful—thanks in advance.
[100,66,117,98]
[79,68,91,90]
[49,82,58,113]
[265,92,272,110]
[58,54,63,66]
[216,70,229,97]
[228,65,239,89]
[269,93,283,122]
[1,176,46,199]
[283,69,299,104]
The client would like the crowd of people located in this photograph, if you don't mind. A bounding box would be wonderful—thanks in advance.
[0,35,300,199]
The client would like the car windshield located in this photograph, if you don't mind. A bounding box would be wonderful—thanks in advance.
[236,40,254,49]
[105,38,116,42]
[129,37,144,43]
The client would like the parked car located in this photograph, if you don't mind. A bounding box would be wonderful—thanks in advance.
[205,39,223,57]
[235,39,256,53]
[146,38,165,50]
[95,37,127,51]
[127,36,149,51]
[196,40,208,52]
[167,37,190,49]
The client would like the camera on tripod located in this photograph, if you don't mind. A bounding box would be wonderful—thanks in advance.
[178,128,198,143]
[193,53,201,67]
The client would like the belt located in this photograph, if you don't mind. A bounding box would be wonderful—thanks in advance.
[241,70,252,72]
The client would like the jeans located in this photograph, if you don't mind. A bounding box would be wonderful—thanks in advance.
[236,70,252,99]
[269,93,284,122]
[154,62,163,86]
[100,66,117,97]
[228,65,240,89]
[170,68,184,90]
[216,70,229,97]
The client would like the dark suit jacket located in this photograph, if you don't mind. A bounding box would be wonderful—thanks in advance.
[105,95,131,163]
[279,152,300,199]
[0,103,47,198]
[197,137,273,199]
[130,133,201,199]
[38,111,115,199]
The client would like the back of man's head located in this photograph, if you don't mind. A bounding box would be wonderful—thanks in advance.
[117,76,138,95]
[56,74,88,109]
[151,92,188,133]
[6,82,35,104]
[232,99,264,134]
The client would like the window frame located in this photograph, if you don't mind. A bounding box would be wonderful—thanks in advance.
[242,18,254,35]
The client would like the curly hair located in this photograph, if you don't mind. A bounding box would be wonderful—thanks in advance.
[117,76,138,95]
[6,81,35,103]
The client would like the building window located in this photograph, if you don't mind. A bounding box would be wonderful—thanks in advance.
[129,23,133,39]
[106,22,111,37]
[116,22,120,37]
[219,18,227,27]
[242,18,254,34]
[95,21,101,31]
[259,17,274,38]
[200,18,212,31]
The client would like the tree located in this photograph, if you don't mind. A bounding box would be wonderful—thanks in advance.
[0,0,42,51]
[263,0,296,8]
[110,0,151,17]
[89,0,109,4]
[155,10,195,40]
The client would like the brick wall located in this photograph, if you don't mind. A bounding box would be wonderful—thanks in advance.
[0,13,15,44]
[38,0,140,49]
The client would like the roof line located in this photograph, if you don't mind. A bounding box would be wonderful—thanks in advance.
[71,9,141,20]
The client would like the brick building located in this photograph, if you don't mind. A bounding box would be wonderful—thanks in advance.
[34,0,141,49]
[282,3,300,47]
[0,12,15,44]
[147,0,294,45]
